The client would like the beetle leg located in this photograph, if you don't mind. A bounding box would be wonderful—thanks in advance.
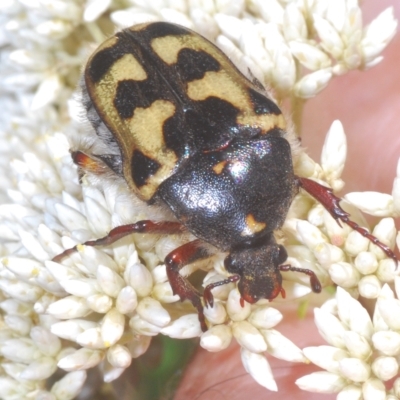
[53,220,184,263]
[203,275,240,308]
[279,264,322,293]
[165,239,214,332]
[296,176,398,264]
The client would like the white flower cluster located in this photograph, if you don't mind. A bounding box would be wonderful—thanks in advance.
[0,0,398,399]
[286,121,400,302]
[297,286,400,399]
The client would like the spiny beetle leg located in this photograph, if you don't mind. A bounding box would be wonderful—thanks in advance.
[203,275,240,308]
[279,264,322,293]
[297,176,398,264]
[165,239,213,332]
[53,220,184,263]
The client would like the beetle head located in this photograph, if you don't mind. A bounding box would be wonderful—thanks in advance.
[224,236,288,304]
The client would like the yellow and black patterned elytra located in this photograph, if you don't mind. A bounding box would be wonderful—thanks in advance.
[84,22,285,201]
[56,22,397,332]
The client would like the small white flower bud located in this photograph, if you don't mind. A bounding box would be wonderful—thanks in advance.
[129,315,162,336]
[103,365,125,383]
[248,306,282,330]
[361,7,397,66]
[337,385,362,400]
[160,314,202,338]
[58,348,104,371]
[241,348,277,391]
[79,245,118,274]
[45,260,82,281]
[77,327,103,349]
[314,307,347,348]
[203,300,227,324]
[51,320,97,341]
[283,3,307,41]
[392,158,400,214]
[372,356,398,381]
[262,329,306,362]
[290,41,331,71]
[32,72,63,110]
[313,14,344,58]
[345,192,394,217]
[373,307,389,333]
[20,357,57,380]
[3,256,43,279]
[272,43,296,93]
[152,282,179,303]
[293,68,332,98]
[50,370,87,400]
[295,371,348,393]
[127,335,151,359]
[1,338,39,363]
[321,120,346,180]
[124,261,153,297]
[232,321,267,353]
[214,13,244,43]
[313,242,344,268]
[0,298,32,315]
[343,331,372,360]
[116,286,137,314]
[226,288,251,321]
[372,331,400,356]
[136,297,170,328]
[329,262,360,288]
[336,287,373,339]
[54,203,88,231]
[83,196,111,237]
[303,346,348,374]
[47,295,90,319]
[107,344,131,368]
[393,377,400,398]
[345,230,369,257]
[377,295,400,330]
[370,218,396,258]
[86,294,112,313]
[358,275,381,299]
[296,220,327,250]
[31,326,61,356]
[376,258,397,283]
[362,378,386,400]
[101,308,125,347]
[200,324,232,352]
[0,279,43,303]
[339,358,370,382]
[60,278,99,297]
[96,265,125,298]
[354,252,378,274]
[4,315,32,335]
[151,265,168,284]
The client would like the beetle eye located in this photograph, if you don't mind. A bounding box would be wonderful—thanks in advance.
[276,245,288,265]
[224,254,240,273]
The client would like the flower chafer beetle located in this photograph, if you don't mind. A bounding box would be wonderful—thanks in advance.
[54,22,397,332]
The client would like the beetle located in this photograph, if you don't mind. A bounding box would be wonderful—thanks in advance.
[54,22,397,332]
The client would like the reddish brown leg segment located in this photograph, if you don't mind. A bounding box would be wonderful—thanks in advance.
[165,240,214,332]
[297,176,398,264]
[203,275,240,308]
[53,220,184,263]
[279,264,322,293]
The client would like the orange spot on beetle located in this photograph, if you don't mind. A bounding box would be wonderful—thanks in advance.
[212,160,227,174]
